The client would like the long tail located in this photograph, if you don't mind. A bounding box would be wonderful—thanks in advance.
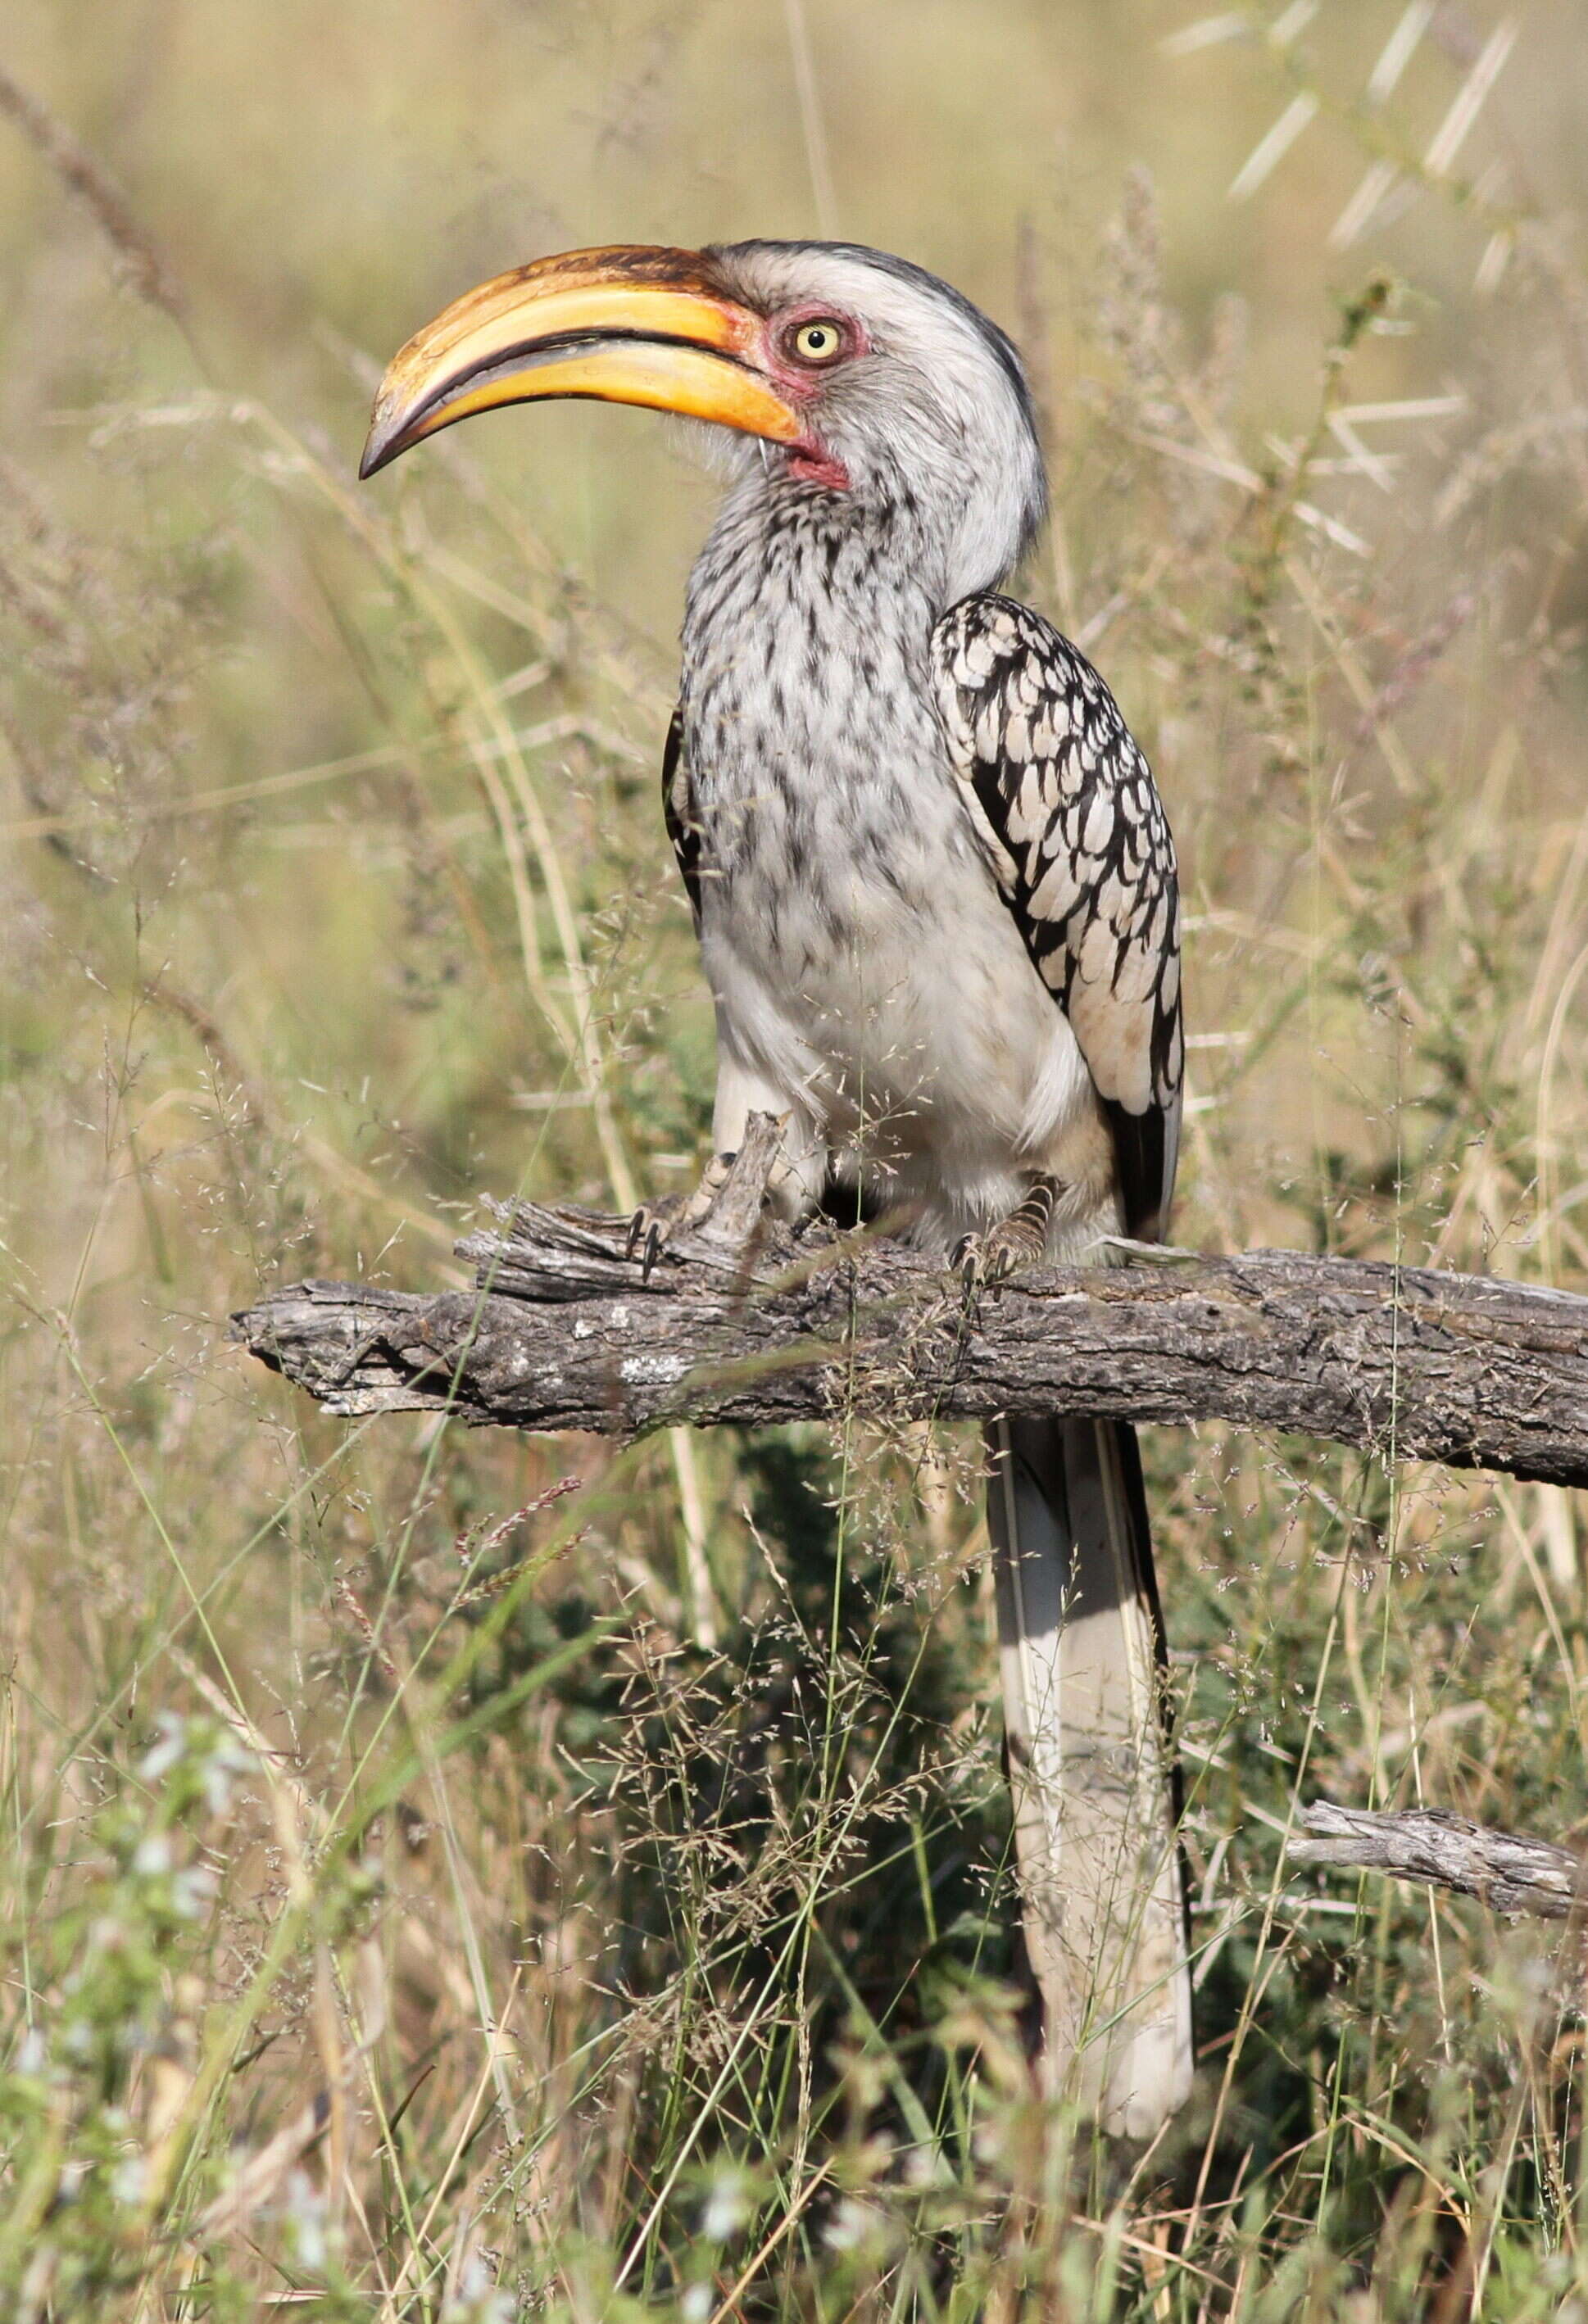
[987,1414,1192,2137]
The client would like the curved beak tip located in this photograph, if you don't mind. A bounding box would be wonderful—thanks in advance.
[358,405,402,482]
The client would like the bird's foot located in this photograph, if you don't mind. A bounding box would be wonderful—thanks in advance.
[626,1149,737,1283]
[952,1176,1061,1293]
[624,1112,790,1282]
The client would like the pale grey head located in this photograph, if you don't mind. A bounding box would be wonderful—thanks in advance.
[696,240,1047,601]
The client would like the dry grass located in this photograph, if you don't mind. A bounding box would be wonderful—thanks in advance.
[3,1,1588,2314]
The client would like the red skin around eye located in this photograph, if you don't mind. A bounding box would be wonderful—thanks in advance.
[757,304,867,491]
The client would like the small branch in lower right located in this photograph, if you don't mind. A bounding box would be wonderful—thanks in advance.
[1287,1798,1587,1922]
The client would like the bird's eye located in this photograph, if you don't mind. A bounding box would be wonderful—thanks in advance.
[788,318,846,365]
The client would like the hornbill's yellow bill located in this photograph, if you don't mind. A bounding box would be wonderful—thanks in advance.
[359,244,805,478]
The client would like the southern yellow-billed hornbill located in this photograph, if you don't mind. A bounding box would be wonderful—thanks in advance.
[362,241,1191,2136]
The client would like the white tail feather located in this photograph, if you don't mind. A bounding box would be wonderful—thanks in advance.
[987,1414,1193,2137]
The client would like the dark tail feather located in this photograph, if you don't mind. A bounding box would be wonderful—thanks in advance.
[987,1414,1192,2136]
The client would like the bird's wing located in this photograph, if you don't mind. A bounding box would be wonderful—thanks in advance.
[661,707,704,931]
[930,594,1183,1239]
[937,599,1193,2129]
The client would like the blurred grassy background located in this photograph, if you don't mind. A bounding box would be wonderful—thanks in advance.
[6,0,1588,2315]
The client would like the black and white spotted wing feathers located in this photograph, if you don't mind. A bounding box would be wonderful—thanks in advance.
[661,708,705,931]
[931,595,1183,1239]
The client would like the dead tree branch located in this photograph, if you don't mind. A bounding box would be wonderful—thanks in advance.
[1289,1801,1587,1920]
[231,1122,1588,1489]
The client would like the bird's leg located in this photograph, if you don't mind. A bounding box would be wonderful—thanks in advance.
[626,1150,739,1283]
[952,1175,1061,1290]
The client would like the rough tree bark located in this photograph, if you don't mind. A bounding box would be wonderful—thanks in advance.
[232,1118,1588,1490]
[1289,1802,1588,1922]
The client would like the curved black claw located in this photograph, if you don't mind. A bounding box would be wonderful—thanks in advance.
[626,1204,674,1284]
[625,1149,744,1284]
